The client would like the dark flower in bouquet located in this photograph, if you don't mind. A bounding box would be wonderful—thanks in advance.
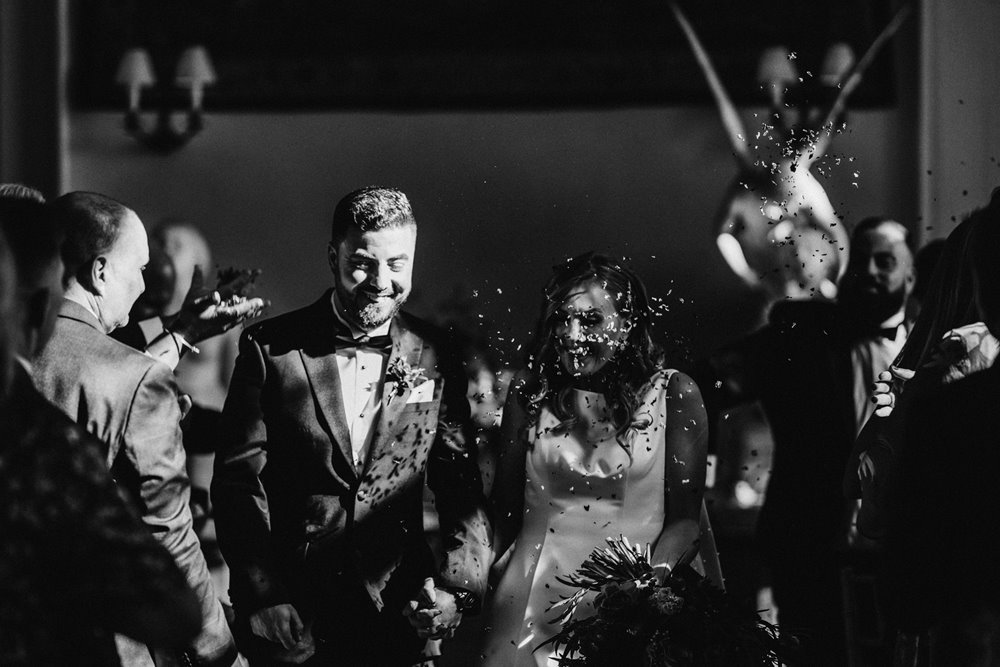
[539,537,797,666]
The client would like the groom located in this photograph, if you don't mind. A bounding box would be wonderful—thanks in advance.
[213,187,491,665]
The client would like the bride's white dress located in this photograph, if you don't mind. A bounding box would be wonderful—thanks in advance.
[480,370,720,666]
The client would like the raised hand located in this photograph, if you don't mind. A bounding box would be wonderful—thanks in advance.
[167,266,268,344]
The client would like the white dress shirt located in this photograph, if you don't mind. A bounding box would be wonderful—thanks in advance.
[851,310,907,436]
[331,293,391,467]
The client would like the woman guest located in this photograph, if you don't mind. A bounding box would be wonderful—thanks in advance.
[481,253,721,666]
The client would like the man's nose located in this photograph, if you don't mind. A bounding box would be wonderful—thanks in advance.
[372,264,392,292]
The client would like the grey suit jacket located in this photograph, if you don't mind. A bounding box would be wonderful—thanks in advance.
[212,290,491,623]
[32,299,235,666]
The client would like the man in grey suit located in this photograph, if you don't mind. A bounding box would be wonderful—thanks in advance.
[213,187,491,665]
[32,191,239,667]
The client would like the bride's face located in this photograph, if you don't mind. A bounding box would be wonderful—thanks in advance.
[552,280,631,377]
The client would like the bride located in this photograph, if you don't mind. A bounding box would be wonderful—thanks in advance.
[481,252,721,666]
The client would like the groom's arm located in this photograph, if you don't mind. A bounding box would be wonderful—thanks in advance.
[425,340,492,604]
[213,329,289,614]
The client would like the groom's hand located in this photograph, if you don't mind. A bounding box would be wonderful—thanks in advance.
[249,603,305,649]
[403,578,462,639]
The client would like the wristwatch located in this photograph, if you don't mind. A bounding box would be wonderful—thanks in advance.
[440,586,480,615]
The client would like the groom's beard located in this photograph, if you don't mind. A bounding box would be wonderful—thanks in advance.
[337,282,408,330]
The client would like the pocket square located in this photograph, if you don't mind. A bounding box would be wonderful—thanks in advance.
[405,378,436,404]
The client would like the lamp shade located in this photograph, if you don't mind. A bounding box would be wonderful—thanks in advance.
[115,48,156,88]
[820,43,855,85]
[175,46,217,88]
[756,46,797,85]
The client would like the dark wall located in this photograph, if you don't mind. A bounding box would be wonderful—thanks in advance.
[69,106,911,363]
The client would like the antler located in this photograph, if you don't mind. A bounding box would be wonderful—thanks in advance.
[670,2,754,171]
[808,3,913,163]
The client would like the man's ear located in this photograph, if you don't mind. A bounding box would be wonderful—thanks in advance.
[90,256,108,295]
[327,242,339,275]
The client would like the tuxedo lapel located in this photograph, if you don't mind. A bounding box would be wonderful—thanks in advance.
[298,294,357,482]
[361,318,424,477]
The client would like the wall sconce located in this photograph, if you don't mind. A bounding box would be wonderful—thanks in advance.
[115,45,217,153]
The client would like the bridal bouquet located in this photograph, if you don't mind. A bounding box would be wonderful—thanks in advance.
[540,537,795,666]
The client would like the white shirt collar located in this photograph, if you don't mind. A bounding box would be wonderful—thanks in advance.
[330,290,392,339]
[15,354,32,374]
[879,309,906,330]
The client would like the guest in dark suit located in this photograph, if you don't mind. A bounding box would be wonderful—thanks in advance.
[31,192,239,666]
[213,187,491,666]
[701,217,915,664]
[0,192,202,665]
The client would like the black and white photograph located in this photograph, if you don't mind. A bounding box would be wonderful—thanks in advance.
[1,1,998,665]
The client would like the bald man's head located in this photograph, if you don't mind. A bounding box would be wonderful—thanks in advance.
[840,217,916,326]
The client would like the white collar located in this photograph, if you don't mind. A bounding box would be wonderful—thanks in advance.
[879,309,906,330]
[15,354,32,374]
[330,290,392,339]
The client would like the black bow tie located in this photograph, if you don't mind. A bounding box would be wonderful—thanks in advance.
[334,333,392,353]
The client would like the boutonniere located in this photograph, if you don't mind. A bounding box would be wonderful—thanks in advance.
[385,357,428,397]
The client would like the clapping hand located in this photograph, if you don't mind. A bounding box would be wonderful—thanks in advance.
[870,366,915,418]
[168,266,269,344]
[403,578,461,640]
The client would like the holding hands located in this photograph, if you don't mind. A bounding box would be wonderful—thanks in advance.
[403,578,463,640]
[249,603,315,663]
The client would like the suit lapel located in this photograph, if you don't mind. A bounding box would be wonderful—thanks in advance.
[361,317,424,477]
[298,293,357,482]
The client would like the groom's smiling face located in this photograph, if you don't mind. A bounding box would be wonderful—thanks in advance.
[329,224,416,331]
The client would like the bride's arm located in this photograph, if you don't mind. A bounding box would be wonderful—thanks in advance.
[488,375,531,562]
[651,371,708,576]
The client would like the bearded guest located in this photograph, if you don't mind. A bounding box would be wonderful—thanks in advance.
[700,217,915,665]
[212,187,491,666]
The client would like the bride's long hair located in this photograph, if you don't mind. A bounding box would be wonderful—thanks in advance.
[519,252,664,452]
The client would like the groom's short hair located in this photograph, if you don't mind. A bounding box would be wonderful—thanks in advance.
[50,191,132,287]
[330,186,416,246]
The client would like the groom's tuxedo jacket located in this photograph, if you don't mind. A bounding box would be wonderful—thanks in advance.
[212,291,491,621]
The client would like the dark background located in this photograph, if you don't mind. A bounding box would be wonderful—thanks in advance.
[73,0,897,110]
